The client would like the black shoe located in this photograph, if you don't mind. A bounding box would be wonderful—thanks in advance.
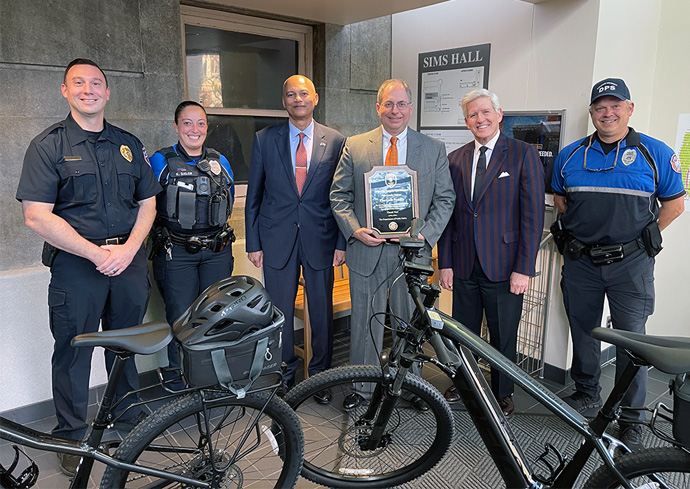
[343,393,365,410]
[58,453,80,477]
[313,389,333,405]
[562,390,602,418]
[619,425,644,452]
[498,395,515,417]
[277,378,295,398]
[444,385,461,403]
[112,411,148,432]
[410,395,429,412]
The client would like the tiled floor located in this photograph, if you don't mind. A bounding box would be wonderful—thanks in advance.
[0,327,676,488]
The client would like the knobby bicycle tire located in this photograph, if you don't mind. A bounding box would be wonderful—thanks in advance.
[583,446,690,488]
[284,365,453,488]
[100,390,303,489]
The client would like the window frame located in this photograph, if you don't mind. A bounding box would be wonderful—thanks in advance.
[180,5,313,119]
[179,6,313,194]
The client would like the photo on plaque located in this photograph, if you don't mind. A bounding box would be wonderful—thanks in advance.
[364,165,420,238]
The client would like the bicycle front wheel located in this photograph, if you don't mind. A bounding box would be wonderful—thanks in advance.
[583,447,690,488]
[284,365,453,488]
[100,390,303,489]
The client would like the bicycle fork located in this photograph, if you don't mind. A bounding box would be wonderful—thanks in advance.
[358,351,414,452]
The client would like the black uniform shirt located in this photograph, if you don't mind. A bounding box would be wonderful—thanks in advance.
[16,114,162,240]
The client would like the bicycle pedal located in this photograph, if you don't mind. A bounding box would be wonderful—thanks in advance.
[0,445,39,488]
[533,443,568,485]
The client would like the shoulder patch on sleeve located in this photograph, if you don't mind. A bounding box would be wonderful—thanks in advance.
[671,153,681,173]
[142,146,151,166]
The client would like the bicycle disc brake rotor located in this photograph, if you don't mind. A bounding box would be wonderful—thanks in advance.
[181,450,242,488]
[338,424,389,458]
[338,410,400,458]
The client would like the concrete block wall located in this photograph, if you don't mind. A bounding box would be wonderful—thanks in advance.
[0,2,394,413]
[0,0,184,413]
[314,17,392,137]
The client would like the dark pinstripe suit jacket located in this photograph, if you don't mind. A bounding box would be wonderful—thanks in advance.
[438,133,545,282]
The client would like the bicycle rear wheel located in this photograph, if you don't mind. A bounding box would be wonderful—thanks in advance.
[100,390,303,488]
[583,447,690,488]
[284,365,453,488]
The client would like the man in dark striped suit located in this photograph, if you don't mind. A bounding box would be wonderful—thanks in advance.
[438,89,545,416]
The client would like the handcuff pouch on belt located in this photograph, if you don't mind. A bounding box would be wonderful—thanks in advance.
[565,236,586,261]
[641,220,663,257]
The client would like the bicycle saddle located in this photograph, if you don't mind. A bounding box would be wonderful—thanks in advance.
[71,321,172,355]
[591,327,690,374]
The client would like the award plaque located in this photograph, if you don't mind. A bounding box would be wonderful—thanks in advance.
[364,165,419,238]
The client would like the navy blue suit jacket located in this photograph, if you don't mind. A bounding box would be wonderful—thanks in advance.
[438,133,545,282]
[245,121,346,270]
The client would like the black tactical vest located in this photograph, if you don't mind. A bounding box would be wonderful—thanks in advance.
[158,146,232,232]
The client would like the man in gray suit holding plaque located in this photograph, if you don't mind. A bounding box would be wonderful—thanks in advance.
[330,79,455,410]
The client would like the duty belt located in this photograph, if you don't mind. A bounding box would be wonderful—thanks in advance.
[167,226,234,254]
[169,231,217,250]
[90,234,130,246]
[583,237,643,266]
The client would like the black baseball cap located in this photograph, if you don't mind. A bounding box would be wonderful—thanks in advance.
[590,78,630,105]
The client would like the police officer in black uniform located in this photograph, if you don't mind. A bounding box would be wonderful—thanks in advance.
[16,58,161,475]
[552,78,685,450]
[149,101,235,383]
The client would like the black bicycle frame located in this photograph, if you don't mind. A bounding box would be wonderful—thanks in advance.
[432,307,637,489]
[0,354,212,489]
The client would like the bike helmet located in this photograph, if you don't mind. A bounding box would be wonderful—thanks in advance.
[173,275,274,347]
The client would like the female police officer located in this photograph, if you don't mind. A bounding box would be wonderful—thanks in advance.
[149,101,235,382]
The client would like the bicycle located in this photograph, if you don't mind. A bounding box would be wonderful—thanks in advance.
[284,223,690,488]
[0,280,304,489]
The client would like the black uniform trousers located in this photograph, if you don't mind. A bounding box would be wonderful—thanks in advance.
[452,256,524,399]
[263,235,334,382]
[561,247,653,423]
[48,246,149,440]
[153,243,234,371]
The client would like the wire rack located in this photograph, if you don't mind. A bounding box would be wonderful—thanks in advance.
[481,234,556,377]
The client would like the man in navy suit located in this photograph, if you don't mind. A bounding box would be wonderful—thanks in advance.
[438,88,545,416]
[245,75,346,402]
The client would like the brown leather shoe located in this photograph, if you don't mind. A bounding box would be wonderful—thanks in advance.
[444,385,461,403]
[498,395,514,417]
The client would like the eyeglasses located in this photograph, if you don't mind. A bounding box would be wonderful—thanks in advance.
[582,130,628,172]
[381,101,411,110]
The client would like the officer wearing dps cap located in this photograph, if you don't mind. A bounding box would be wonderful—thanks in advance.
[551,77,685,450]
[16,58,161,475]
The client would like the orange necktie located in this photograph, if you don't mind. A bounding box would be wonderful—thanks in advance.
[385,136,398,166]
[295,132,307,194]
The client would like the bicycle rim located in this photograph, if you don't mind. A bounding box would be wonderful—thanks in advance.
[285,365,453,488]
[100,391,303,489]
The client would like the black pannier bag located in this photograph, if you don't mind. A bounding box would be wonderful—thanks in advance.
[173,275,283,398]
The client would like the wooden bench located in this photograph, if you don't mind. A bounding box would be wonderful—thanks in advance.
[294,264,351,377]
[292,249,438,377]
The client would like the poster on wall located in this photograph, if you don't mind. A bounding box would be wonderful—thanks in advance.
[417,43,491,129]
[501,110,566,194]
[674,113,690,210]
[420,129,474,156]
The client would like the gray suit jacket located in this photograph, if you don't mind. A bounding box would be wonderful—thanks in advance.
[330,126,455,277]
